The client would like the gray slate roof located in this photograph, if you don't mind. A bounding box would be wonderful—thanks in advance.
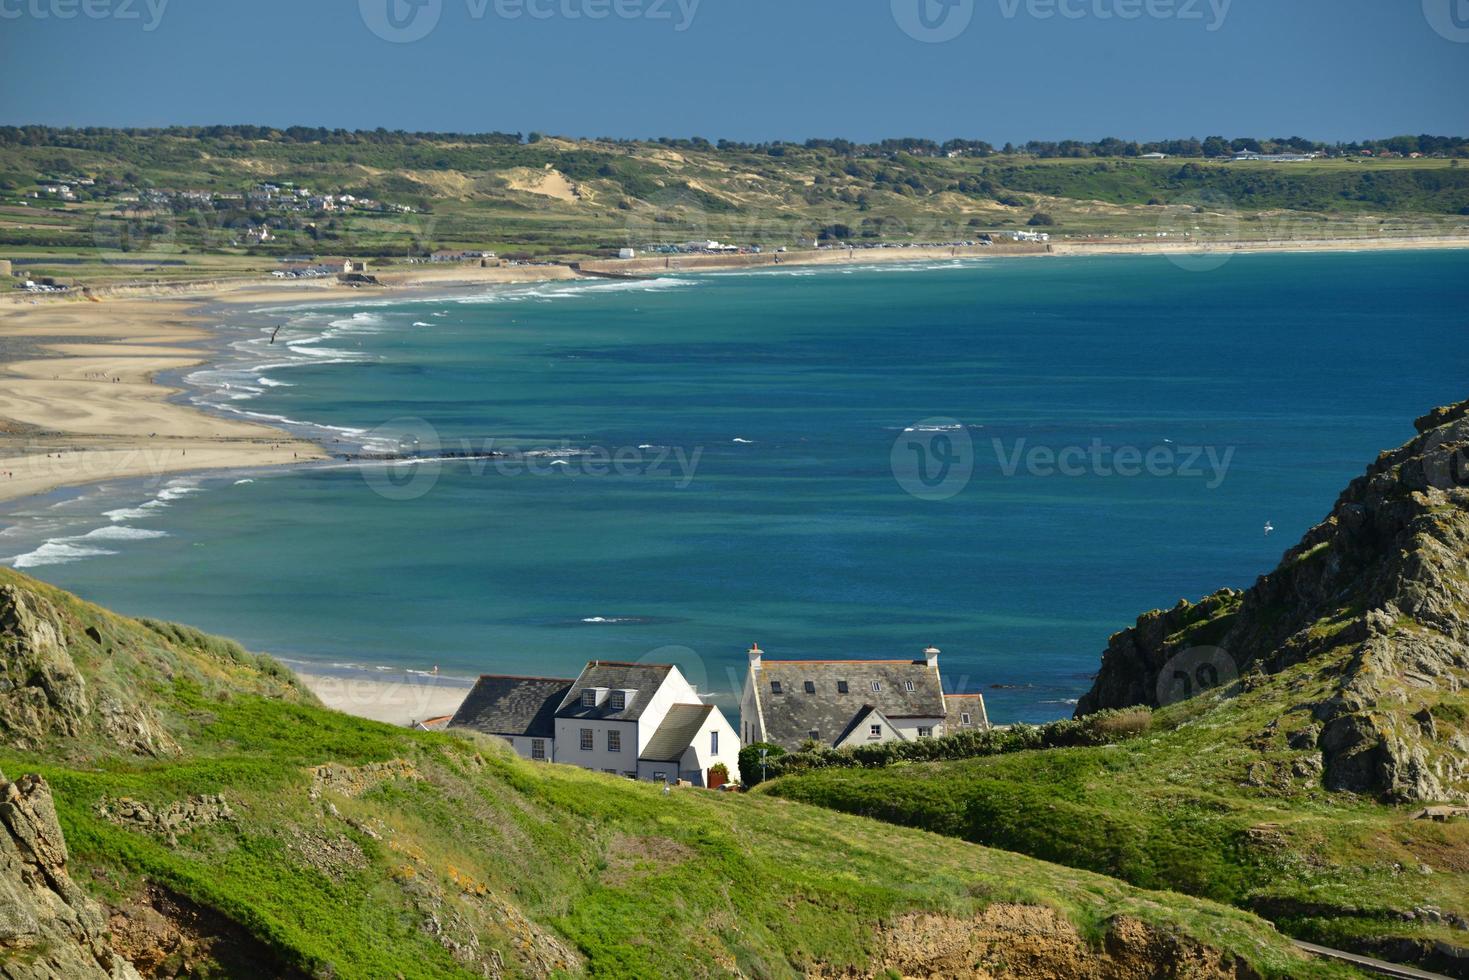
[639,703,714,762]
[557,662,674,722]
[754,659,945,749]
[449,676,573,739]
[944,693,989,731]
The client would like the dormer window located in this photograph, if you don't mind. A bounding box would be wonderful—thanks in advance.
[770,680,782,694]
[837,680,849,694]
[581,690,597,708]
[803,681,815,694]
[610,691,626,711]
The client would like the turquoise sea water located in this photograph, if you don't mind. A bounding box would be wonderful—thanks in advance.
[4,251,1467,723]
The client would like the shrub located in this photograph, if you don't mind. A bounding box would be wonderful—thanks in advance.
[738,743,785,786]
[763,707,1152,780]
[1028,212,1055,226]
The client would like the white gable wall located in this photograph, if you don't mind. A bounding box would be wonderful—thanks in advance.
[835,711,907,749]
[633,668,697,757]
[673,707,740,786]
[888,716,946,741]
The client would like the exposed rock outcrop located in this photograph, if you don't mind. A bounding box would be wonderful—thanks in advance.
[1077,399,1469,803]
[814,904,1266,979]
[94,795,234,848]
[0,586,176,758]
[0,769,141,980]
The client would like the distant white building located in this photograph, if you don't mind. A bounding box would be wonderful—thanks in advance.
[1011,230,1050,243]
[1140,152,1168,160]
[618,248,637,259]
[450,661,740,787]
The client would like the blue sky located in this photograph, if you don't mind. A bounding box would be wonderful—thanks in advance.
[1,0,1465,141]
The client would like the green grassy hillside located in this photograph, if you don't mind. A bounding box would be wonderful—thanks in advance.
[0,568,1350,979]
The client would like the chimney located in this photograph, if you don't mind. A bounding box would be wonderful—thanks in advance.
[748,642,763,668]
[923,645,940,669]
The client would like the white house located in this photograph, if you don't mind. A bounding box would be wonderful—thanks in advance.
[739,644,989,752]
[450,661,740,786]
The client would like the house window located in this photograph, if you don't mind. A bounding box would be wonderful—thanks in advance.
[610,691,626,711]
[608,730,621,752]
[602,768,617,775]
[531,738,546,760]
[918,726,933,738]
[581,690,597,708]
[808,729,820,740]
[710,731,719,754]
[905,680,915,692]
[803,680,815,693]
[871,681,882,693]
[961,712,971,725]
[623,771,637,779]
[580,729,593,751]
[837,680,849,693]
[770,680,783,694]
[868,724,882,739]
[653,771,667,783]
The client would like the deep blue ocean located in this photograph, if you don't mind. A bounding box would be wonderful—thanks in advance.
[4,251,1467,722]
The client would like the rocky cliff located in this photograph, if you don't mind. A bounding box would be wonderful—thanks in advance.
[1077,398,1469,803]
[0,770,141,980]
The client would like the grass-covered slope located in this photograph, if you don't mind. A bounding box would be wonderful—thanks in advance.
[0,569,1349,979]
[762,400,1469,975]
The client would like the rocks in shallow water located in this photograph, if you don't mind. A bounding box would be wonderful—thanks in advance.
[0,769,141,979]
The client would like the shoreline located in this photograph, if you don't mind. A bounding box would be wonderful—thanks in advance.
[1,234,1466,514]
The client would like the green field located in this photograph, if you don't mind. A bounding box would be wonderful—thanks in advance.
[3,129,1467,290]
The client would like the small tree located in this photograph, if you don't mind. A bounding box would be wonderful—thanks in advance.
[738,742,785,787]
[1028,212,1055,227]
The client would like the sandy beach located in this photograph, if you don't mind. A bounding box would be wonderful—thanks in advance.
[296,670,474,727]
[0,265,573,506]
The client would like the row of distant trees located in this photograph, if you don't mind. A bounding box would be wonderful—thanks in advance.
[2,126,1466,160]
